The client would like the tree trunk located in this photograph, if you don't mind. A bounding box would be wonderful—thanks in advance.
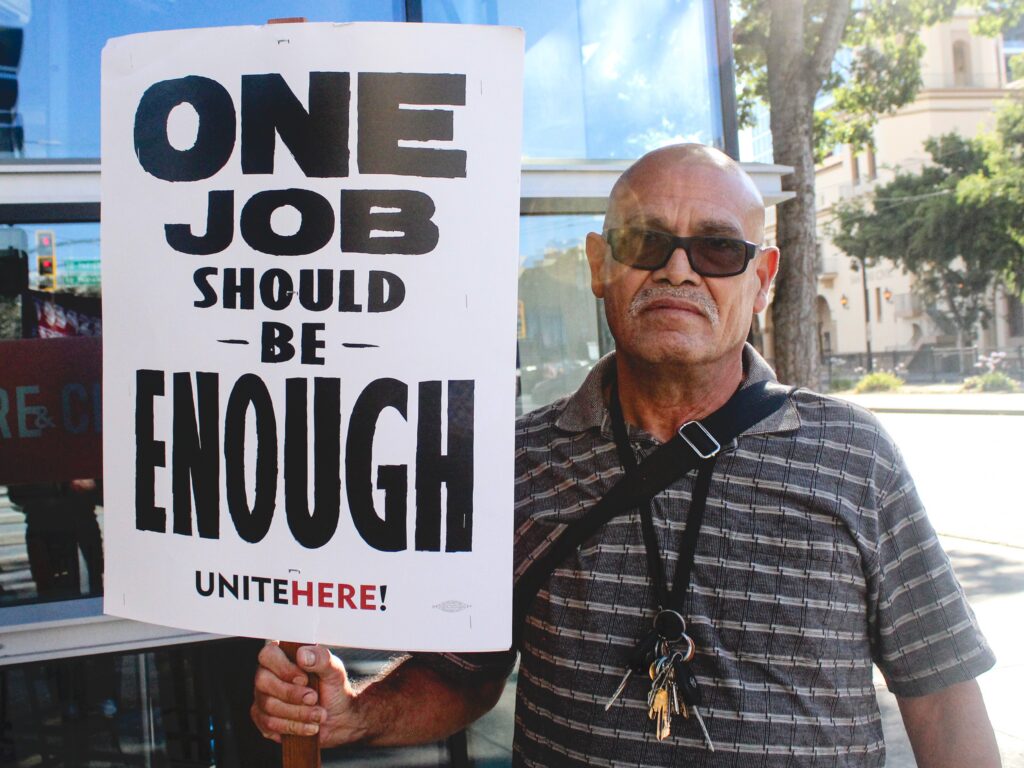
[765,0,826,388]
[767,103,823,387]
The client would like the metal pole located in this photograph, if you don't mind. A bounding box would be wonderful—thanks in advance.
[859,256,873,372]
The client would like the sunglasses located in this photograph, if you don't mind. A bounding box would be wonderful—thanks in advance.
[603,227,760,277]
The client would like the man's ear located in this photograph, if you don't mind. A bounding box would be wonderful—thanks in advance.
[752,246,780,314]
[585,232,608,299]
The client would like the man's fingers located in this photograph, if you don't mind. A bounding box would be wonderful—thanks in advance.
[254,690,326,726]
[294,644,348,684]
[254,667,318,706]
[253,641,354,746]
[250,702,321,738]
[259,640,307,686]
[249,704,283,743]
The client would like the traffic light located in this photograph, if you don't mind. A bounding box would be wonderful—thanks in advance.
[36,230,56,291]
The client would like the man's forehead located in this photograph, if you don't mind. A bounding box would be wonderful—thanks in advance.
[607,159,765,236]
[618,208,746,237]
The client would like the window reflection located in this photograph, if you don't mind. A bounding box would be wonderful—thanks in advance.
[1,222,103,608]
[517,215,608,414]
[0,639,280,765]
[1,0,721,161]
[424,0,721,158]
[0,0,402,159]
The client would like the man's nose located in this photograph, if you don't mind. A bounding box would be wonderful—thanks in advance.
[652,246,702,286]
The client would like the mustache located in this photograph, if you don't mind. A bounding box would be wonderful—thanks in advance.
[627,287,719,323]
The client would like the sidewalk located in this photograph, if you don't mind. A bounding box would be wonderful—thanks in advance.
[835,390,1024,415]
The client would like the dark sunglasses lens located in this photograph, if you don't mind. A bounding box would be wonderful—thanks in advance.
[689,237,748,276]
[609,229,673,269]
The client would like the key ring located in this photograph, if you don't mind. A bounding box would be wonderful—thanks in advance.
[653,609,686,643]
[676,633,696,663]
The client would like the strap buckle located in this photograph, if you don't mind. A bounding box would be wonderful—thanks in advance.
[677,421,721,459]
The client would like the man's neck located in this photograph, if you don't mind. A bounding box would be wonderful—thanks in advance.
[614,349,745,442]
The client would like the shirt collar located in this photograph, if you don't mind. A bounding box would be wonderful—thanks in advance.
[553,343,800,439]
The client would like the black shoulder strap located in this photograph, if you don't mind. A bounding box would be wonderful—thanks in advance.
[511,379,792,650]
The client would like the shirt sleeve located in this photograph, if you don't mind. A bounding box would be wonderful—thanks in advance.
[867,448,995,697]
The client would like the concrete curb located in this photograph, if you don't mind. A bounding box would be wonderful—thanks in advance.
[863,407,1024,416]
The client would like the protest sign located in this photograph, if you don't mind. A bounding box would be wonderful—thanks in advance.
[101,22,523,652]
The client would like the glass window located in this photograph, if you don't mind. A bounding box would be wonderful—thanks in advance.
[1,222,103,608]
[0,638,509,766]
[423,0,724,159]
[517,214,609,415]
[0,0,403,159]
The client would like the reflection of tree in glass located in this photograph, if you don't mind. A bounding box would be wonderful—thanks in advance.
[0,296,18,338]
[518,242,600,410]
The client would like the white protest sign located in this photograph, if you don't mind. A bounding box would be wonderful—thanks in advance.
[101,22,523,652]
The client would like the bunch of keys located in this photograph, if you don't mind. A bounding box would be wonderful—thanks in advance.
[647,653,675,739]
[605,609,715,751]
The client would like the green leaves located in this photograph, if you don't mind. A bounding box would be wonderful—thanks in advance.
[734,0,960,156]
[958,97,1024,291]
[960,0,1024,34]
[832,129,1024,342]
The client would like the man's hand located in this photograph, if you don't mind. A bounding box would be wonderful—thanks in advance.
[251,641,362,747]
[251,641,508,749]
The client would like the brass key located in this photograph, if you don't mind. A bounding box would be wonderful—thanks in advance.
[650,687,672,740]
[648,655,675,741]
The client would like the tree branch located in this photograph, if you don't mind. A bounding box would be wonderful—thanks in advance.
[809,0,852,91]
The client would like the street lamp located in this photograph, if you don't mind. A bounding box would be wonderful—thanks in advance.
[854,254,873,372]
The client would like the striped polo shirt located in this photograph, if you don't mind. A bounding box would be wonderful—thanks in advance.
[430,346,994,767]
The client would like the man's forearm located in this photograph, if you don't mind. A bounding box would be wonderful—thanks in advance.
[897,679,1000,768]
[339,656,506,748]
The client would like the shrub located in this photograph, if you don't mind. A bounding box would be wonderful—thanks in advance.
[962,371,1021,393]
[828,377,855,393]
[854,371,904,393]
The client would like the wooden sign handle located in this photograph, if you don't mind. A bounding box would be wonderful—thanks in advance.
[280,641,322,768]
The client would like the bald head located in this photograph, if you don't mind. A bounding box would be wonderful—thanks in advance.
[605,143,766,242]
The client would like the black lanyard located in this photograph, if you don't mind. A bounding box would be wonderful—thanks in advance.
[511,372,789,652]
[608,379,718,615]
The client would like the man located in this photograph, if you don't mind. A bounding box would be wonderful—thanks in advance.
[252,144,1000,766]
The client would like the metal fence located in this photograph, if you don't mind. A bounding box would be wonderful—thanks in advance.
[821,346,1024,390]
